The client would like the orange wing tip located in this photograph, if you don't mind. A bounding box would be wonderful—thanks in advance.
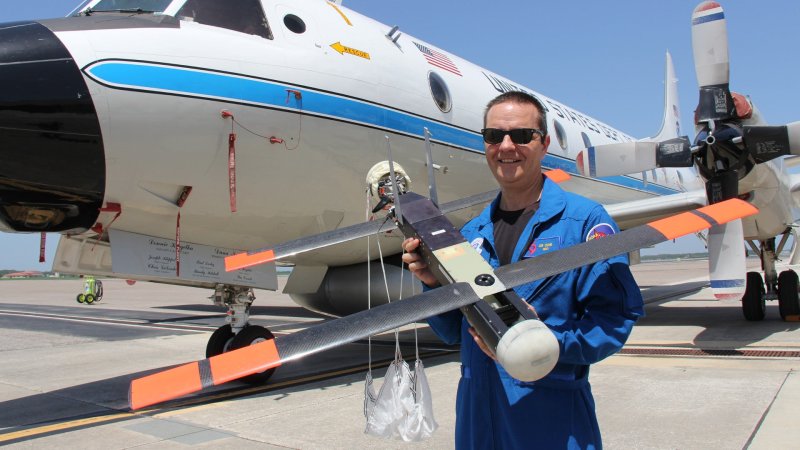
[209,339,281,384]
[224,249,275,272]
[647,199,758,240]
[697,198,759,224]
[648,211,709,240]
[544,169,571,183]
[129,362,203,410]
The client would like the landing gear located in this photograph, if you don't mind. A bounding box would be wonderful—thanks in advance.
[743,233,799,321]
[205,284,277,384]
[206,324,235,357]
[778,270,800,321]
[229,325,277,383]
[742,272,765,321]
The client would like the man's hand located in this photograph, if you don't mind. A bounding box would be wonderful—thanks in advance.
[401,237,440,288]
[468,327,497,360]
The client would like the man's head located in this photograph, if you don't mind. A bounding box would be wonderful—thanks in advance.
[483,91,548,133]
[482,92,550,194]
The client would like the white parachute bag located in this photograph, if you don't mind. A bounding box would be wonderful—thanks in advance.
[398,359,438,441]
[364,346,438,441]
[362,207,437,441]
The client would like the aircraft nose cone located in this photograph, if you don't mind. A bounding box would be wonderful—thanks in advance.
[0,20,104,232]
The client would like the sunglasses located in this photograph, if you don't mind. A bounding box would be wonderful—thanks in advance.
[481,128,545,145]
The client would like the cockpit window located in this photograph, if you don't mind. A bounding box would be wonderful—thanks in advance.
[177,0,273,39]
[90,0,172,12]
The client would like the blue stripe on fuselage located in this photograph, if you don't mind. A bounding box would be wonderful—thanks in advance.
[85,60,677,196]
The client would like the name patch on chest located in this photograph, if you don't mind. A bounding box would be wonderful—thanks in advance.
[523,236,561,258]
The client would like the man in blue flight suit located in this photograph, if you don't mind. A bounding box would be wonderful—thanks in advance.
[402,91,644,449]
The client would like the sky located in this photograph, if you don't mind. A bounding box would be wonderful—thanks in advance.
[1,0,798,269]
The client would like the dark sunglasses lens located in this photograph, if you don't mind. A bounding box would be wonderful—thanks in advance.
[483,129,504,144]
[509,129,534,144]
[483,129,539,144]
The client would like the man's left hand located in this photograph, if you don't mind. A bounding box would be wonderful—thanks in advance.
[468,327,497,360]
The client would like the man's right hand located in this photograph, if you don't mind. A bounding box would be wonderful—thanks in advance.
[401,237,440,288]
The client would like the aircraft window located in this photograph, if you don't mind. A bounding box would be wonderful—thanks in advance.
[90,0,172,12]
[283,14,306,34]
[428,72,451,113]
[177,0,273,39]
[581,131,592,149]
[553,120,567,150]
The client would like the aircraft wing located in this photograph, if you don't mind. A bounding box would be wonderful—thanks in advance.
[605,189,708,230]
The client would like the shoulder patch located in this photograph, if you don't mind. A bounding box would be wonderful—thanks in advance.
[470,237,484,251]
[586,223,615,241]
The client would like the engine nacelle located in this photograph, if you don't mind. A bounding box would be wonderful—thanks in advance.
[286,259,422,317]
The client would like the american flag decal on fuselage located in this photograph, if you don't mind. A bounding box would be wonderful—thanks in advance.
[413,42,462,76]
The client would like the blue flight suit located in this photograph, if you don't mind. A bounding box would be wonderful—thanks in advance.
[428,177,644,449]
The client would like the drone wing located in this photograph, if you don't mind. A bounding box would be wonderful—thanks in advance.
[130,198,756,410]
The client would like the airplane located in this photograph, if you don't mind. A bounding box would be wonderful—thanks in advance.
[0,0,796,393]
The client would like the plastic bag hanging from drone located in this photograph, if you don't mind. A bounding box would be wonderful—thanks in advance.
[362,186,437,441]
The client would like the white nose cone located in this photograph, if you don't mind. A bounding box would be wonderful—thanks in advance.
[496,320,559,382]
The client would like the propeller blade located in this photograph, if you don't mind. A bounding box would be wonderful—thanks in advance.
[576,138,691,178]
[495,198,757,288]
[691,1,736,121]
[132,198,757,410]
[577,142,657,178]
[743,121,800,163]
[225,169,571,271]
[691,1,729,87]
[707,220,746,299]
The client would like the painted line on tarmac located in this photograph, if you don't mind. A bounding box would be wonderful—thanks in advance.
[0,309,215,332]
[0,412,133,444]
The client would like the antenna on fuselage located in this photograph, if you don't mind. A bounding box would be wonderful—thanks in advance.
[423,128,439,207]
[386,25,402,44]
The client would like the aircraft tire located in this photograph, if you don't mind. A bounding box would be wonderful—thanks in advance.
[229,325,277,384]
[85,294,95,304]
[778,270,800,321]
[76,294,85,303]
[742,271,765,321]
[206,324,235,358]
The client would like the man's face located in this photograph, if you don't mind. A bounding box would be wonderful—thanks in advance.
[484,101,550,191]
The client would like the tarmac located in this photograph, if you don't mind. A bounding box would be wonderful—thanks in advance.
[0,258,798,449]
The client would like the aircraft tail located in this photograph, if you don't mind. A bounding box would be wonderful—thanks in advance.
[649,51,682,141]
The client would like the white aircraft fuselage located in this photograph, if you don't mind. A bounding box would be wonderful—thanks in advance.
[0,0,794,299]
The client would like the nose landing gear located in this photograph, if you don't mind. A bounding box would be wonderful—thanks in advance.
[206,284,277,383]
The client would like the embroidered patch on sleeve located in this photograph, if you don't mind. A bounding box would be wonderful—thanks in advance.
[586,223,615,241]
